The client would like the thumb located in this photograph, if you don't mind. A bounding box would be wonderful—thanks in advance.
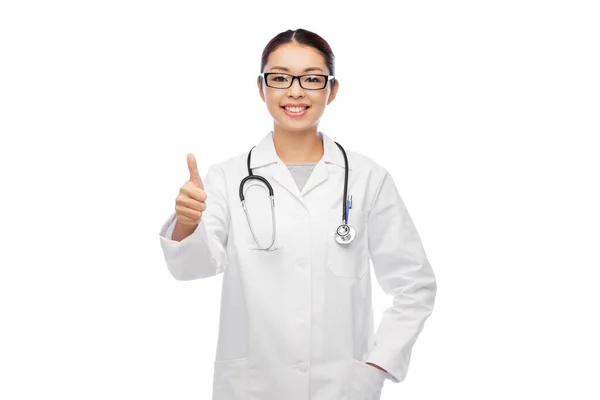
[187,153,204,189]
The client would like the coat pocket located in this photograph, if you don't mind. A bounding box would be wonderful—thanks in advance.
[349,359,386,400]
[326,208,369,279]
[212,357,248,400]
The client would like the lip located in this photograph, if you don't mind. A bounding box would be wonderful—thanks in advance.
[281,105,309,117]
[282,103,310,107]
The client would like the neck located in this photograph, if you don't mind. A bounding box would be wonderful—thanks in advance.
[272,126,324,163]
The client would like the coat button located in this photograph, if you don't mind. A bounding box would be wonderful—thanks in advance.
[295,362,308,372]
[296,257,307,269]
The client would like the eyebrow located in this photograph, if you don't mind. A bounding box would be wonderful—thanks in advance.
[269,66,324,73]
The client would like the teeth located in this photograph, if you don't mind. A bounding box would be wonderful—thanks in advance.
[284,106,308,112]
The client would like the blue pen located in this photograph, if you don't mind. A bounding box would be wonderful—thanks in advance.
[345,195,352,224]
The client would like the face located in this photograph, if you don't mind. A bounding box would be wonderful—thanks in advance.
[257,42,339,134]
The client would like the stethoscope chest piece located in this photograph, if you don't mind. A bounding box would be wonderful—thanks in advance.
[335,223,356,245]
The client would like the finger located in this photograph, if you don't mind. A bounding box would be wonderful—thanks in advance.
[176,205,202,223]
[176,195,206,212]
[187,153,204,189]
[181,183,207,202]
[176,213,200,226]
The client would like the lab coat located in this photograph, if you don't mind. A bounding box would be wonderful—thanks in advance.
[158,130,437,400]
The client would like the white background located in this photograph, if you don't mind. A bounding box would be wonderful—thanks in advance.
[1,0,599,399]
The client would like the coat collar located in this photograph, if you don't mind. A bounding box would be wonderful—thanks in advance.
[249,130,351,172]
[246,130,352,201]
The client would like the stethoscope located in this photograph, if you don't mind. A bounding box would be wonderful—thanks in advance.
[239,141,355,251]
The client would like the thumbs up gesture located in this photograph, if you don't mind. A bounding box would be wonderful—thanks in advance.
[175,153,207,229]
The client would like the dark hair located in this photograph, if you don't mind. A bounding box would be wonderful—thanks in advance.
[260,28,335,86]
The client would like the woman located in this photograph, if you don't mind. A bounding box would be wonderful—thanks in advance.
[159,28,437,400]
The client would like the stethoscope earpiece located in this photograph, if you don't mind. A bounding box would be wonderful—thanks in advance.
[335,223,356,245]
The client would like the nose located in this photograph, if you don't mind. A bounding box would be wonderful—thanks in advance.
[287,76,305,97]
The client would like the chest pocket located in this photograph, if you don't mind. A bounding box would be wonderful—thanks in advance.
[326,208,369,279]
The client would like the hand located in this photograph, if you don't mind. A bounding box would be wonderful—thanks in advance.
[175,153,207,228]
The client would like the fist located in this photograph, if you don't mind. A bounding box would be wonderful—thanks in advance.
[175,153,207,227]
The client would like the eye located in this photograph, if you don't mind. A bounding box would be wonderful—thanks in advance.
[303,75,324,83]
[270,74,288,82]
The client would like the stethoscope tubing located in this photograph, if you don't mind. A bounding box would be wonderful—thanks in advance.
[239,140,352,251]
[241,142,349,221]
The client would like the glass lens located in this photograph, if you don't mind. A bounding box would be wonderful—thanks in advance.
[266,74,326,89]
[301,74,326,89]
[265,74,290,88]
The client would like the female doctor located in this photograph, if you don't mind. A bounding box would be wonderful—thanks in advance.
[159,28,437,400]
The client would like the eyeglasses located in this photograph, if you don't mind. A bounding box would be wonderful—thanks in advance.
[259,72,335,90]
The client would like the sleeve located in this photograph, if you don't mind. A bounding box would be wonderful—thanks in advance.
[365,170,437,383]
[158,164,231,280]
[165,218,177,240]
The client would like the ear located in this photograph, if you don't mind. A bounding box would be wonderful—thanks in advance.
[326,79,339,105]
[257,76,266,102]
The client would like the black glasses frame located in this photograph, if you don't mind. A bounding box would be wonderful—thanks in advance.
[259,72,335,90]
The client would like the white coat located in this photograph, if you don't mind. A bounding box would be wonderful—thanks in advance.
[158,130,437,400]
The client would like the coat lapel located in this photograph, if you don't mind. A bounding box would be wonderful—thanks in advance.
[268,162,303,201]
[299,131,352,196]
[299,158,327,196]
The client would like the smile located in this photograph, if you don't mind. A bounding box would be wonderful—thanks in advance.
[281,106,310,116]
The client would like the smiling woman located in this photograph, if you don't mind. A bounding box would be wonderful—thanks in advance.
[256,29,339,151]
[159,28,437,400]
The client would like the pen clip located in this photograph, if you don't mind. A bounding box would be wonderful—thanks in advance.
[345,195,352,224]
